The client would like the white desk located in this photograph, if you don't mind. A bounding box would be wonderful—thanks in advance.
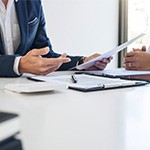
[0,71,150,150]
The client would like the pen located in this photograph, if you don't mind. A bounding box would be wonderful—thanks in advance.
[27,77,44,82]
[71,75,78,83]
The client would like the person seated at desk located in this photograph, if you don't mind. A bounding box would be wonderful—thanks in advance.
[0,0,112,77]
[124,45,150,71]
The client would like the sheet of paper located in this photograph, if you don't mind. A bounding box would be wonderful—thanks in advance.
[30,74,137,88]
[31,75,73,83]
[76,33,145,70]
[28,73,148,92]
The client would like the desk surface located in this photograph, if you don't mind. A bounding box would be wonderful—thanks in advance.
[0,71,150,150]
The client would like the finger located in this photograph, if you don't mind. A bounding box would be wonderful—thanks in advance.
[101,58,110,63]
[124,56,135,63]
[109,56,113,61]
[85,53,100,62]
[91,53,100,58]
[125,63,136,70]
[124,53,135,63]
[94,61,107,69]
[133,48,141,51]
[85,66,98,71]
[127,61,137,68]
[58,53,71,63]
[60,53,67,58]
[141,45,146,51]
[132,46,146,52]
[57,57,71,63]
[125,51,135,57]
[30,47,50,56]
[84,61,106,70]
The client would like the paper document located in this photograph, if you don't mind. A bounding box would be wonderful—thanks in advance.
[76,33,145,70]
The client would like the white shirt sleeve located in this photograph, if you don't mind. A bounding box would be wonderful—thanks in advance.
[13,56,22,75]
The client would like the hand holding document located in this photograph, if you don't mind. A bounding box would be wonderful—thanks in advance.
[76,33,145,70]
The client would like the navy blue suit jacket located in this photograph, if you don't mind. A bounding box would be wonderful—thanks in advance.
[0,0,82,77]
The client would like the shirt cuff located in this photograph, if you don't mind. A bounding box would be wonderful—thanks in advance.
[13,56,22,75]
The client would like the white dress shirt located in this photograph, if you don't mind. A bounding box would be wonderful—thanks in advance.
[0,0,21,75]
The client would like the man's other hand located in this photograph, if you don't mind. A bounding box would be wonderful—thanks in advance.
[83,53,112,70]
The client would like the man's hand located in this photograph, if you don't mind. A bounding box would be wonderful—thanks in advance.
[124,50,150,71]
[83,53,112,70]
[19,47,71,75]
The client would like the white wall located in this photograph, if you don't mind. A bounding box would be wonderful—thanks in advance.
[42,0,119,68]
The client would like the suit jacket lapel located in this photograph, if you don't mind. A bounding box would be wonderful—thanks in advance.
[15,0,28,54]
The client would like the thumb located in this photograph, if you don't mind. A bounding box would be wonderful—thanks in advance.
[60,53,67,58]
[30,47,50,56]
[125,51,135,57]
[58,53,71,62]
[141,45,146,51]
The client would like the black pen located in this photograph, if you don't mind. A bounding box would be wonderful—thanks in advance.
[71,75,78,83]
[27,77,44,82]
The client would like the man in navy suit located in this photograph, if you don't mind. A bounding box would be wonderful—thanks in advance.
[0,0,111,77]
